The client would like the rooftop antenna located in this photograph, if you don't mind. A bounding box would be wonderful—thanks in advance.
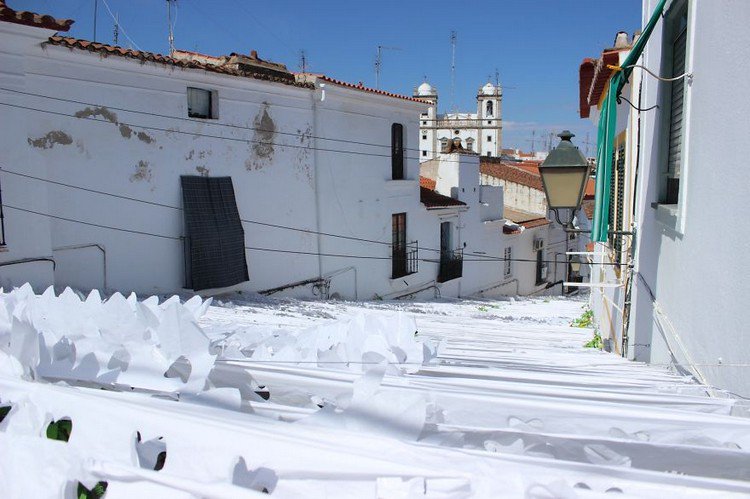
[299,49,307,73]
[581,132,595,157]
[375,45,401,89]
[450,31,457,112]
[495,68,500,87]
[526,130,537,154]
[112,12,119,45]
[166,0,177,56]
[92,0,98,42]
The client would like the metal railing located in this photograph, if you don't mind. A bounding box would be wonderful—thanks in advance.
[392,241,418,279]
[437,248,463,283]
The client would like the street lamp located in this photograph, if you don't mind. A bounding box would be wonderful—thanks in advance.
[539,131,591,230]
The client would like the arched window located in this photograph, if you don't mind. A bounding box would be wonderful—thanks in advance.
[486,100,494,117]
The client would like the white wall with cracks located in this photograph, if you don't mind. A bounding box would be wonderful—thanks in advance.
[0,19,534,300]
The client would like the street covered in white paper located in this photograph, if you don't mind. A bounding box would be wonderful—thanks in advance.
[1,286,750,498]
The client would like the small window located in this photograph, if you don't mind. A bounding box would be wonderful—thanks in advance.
[466,138,474,151]
[187,87,215,119]
[486,152,492,157]
[422,121,427,125]
[422,134,427,140]
[454,130,460,135]
[503,247,512,278]
[391,123,404,180]
[660,0,688,205]
[421,112,428,117]
[486,135,492,142]
[422,150,427,157]
[487,120,492,125]
[486,100,494,117]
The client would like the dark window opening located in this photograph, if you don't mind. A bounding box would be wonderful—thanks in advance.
[503,247,512,278]
[392,213,417,278]
[535,250,547,285]
[422,150,427,157]
[391,123,404,180]
[487,135,492,142]
[0,174,5,247]
[187,87,215,119]
[486,101,494,117]
[181,176,249,291]
[437,221,462,283]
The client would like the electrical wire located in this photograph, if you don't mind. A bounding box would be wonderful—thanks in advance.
[99,0,141,50]
[0,86,503,160]
[617,95,658,112]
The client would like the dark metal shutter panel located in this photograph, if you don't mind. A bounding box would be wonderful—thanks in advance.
[392,123,404,180]
[668,29,687,178]
[181,176,249,291]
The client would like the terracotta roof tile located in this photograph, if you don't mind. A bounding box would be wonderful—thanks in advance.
[419,176,436,190]
[480,158,543,191]
[579,58,596,118]
[45,36,310,88]
[0,1,73,31]
[520,217,551,229]
[311,74,431,104]
[420,187,466,209]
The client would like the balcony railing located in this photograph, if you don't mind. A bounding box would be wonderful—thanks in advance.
[392,241,418,279]
[437,248,463,283]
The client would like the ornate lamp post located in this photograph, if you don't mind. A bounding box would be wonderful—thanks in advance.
[538,131,591,230]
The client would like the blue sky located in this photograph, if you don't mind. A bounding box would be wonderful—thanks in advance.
[15,0,642,151]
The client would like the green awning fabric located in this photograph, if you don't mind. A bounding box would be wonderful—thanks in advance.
[591,0,668,242]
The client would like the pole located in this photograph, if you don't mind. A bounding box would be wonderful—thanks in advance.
[93,0,98,42]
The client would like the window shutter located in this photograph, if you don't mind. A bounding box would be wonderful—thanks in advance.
[667,27,687,181]
[391,123,404,180]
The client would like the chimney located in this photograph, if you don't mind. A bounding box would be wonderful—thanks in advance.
[613,31,630,49]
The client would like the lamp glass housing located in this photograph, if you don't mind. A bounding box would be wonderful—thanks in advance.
[540,167,590,210]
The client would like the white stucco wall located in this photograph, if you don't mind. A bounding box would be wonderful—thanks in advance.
[0,22,442,300]
[629,0,750,396]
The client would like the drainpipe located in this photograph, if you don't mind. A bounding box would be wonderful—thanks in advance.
[312,83,325,284]
[52,243,107,291]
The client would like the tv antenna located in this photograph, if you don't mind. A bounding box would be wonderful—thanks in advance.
[299,50,308,73]
[374,45,401,89]
[450,31,457,111]
[166,0,177,56]
[525,130,537,154]
[112,12,119,45]
[580,132,596,157]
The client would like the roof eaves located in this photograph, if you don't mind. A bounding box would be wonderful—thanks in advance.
[0,1,73,31]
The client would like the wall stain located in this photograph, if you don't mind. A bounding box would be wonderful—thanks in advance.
[130,160,152,182]
[118,123,133,138]
[74,106,118,123]
[185,149,195,160]
[248,102,275,170]
[28,131,73,149]
[75,106,155,144]
[195,166,209,176]
[136,131,154,144]
[295,124,313,186]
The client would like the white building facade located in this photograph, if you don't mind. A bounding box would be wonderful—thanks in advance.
[585,0,750,397]
[414,81,502,161]
[0,4,535,301]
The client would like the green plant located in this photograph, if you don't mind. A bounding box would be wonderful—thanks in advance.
[46,419,73,442]
[571,309,594,328]
[584,330,603,349]
[477,305,488,312]
[78,481,108,499]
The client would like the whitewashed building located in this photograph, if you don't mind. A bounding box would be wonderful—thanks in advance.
[583,0,750,397]
[414,81,502,161]
[0,2,528,300]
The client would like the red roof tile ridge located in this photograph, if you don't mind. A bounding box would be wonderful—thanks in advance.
[0,0,73,31]
[45,36,311,89]
[316,74,431,104]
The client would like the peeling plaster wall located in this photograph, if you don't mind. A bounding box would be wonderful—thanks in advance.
[2,30,319,295]
[0,23,55,290]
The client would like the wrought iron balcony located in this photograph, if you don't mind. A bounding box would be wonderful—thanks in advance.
[437,248,463,283]
[392,241,418,279]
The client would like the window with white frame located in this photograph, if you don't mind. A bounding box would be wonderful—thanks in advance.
[187,87,216,119]
[503,247,512,278]
[660,0,688,205]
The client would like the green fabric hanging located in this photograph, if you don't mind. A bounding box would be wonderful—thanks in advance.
[591,0,668,242]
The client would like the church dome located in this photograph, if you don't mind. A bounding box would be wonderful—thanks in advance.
[417,81,436,96]
[481,82,498,95]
